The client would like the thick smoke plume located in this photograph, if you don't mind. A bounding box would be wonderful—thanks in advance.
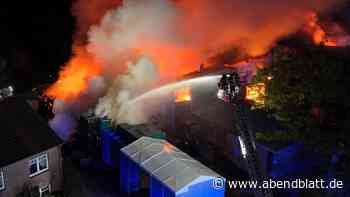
[175,0,344,56]
[88,0,345,76]
[95,57,160,124]
[47,0,345,139]
[48,73,106,141]
[90,0,344,123]
[71,0,122,43]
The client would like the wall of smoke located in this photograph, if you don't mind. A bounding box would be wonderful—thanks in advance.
[49,0,345,140]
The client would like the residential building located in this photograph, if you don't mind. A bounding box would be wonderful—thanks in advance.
[0,97,63,197]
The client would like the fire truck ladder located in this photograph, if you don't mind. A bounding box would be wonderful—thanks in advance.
[217,73,273,197]
[235,102,273,197]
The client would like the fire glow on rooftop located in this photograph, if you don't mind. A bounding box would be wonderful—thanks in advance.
[174,87,192,103]
[305,12,350,47]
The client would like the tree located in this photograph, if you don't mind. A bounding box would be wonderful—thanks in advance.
[254,45,350,157]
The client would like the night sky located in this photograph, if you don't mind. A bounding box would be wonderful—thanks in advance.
[0,1,74,91]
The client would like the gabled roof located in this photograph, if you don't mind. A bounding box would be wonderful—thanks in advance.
[121,137,221,193]
[0,97,62,168]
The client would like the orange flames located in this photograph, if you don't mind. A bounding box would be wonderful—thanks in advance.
[174,87,192,103]
[245,83,266,106]
[133,41,204,78]
[305,12,344,47]
[45,47,101,102]
[46,1,346,105]
[305,12,326,45]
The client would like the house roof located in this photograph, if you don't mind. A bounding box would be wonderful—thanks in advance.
[0,97,62,168]
[121,137,222,193]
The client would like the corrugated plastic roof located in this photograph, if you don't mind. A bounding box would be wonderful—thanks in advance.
[121,137,221,192]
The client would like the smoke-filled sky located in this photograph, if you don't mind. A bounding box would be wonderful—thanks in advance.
[45,0,346,138]
[71,0,344,75]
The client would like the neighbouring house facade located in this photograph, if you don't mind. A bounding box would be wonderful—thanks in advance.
[0,97,63,197]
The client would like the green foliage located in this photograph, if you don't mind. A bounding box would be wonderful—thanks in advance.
[255,45,350,156]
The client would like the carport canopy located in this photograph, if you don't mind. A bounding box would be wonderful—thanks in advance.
[120,136,223,194]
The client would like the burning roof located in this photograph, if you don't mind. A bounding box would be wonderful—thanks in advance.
[304,12,350,47]
[44,0,349,126]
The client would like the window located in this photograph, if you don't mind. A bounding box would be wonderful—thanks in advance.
[0,171,4,190]
[174,87,192,103]
[39,184,50,197]
[29,154,48,177]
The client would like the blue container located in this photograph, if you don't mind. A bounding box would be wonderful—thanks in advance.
[101,130,125,167]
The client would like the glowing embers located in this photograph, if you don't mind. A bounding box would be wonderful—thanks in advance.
[245,82,266,106]
[174,87,191,103]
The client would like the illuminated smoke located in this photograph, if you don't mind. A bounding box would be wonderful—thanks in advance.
[49,103,77,141]
[45,47,102,102]
[88,0,345,77]
[71,0,122,43]
[46,0,345,137]
[88,0,343,124]
[95,56,159,124]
